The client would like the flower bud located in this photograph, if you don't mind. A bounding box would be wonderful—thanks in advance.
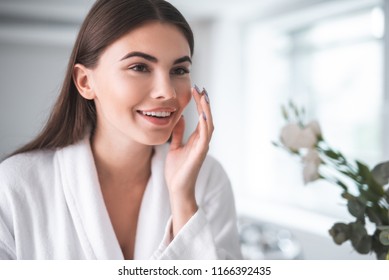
[306,120,322,138]
[302,149,321,184]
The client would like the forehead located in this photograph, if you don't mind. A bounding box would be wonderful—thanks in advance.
[100,22,191,62]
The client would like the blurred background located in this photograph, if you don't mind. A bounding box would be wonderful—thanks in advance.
[1,0,387,259]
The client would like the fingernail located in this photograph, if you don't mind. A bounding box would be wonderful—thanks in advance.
[204,93,210,104]
[202,88,210,104]
[193,84,202,94]
[202,111,207,121]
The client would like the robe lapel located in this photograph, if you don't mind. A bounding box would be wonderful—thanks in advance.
[134,144,171,259]
[57,136,123,260]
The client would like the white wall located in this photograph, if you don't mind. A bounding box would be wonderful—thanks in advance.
[0,0,88,159]
[0,41,70,158]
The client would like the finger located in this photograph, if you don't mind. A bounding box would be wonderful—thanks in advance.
[170,115,185,150]
[192,85,203,115]
[186,111,206,148]
[191,85,213,143]
[200,88,214,137]
[196,110,209,148]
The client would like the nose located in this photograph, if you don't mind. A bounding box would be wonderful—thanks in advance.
[151,73,176,100]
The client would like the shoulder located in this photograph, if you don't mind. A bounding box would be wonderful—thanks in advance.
[201,154,228,177]
[0,149,56,174]
[198,154,232,192]
[0,149,56,192]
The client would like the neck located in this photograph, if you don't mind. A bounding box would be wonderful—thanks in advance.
[90,129,153,189]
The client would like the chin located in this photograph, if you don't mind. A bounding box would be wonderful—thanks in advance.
[141,133,171,146]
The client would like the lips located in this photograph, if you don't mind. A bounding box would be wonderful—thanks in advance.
[139,111,173,118]
[137,108,177,126]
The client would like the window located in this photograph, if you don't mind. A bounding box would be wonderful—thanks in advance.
[290,7,384,165]
[243,2,385,219]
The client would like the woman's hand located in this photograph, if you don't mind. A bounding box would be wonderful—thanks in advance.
[164,86,213,237]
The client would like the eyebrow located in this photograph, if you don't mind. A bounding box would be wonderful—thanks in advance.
[173,56,192,64]
[120,51,192,64]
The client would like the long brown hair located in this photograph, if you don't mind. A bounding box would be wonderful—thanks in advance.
[9,0,194,157]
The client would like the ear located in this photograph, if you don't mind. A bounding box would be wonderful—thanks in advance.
[73,63,95,100]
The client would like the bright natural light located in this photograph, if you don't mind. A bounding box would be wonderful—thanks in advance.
[243,5,384,219]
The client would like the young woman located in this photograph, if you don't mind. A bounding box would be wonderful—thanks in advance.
[0,0,242,259]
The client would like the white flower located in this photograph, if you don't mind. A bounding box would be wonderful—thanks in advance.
[306,120,322,137]
[302,149,321,184]
[280,123,318,151]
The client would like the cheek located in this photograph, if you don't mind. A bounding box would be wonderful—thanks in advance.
[181,90,191,107]
[177,83,192,108]
[94,73,145,106]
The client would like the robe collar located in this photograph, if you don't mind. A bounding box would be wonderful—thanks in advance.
[56,135,171,259]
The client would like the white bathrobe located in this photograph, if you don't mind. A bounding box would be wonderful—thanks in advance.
[0,135,242,260]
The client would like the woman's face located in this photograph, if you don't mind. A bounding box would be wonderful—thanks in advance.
[87,21,192,145]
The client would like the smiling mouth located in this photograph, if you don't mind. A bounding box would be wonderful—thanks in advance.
[137,110,174,118]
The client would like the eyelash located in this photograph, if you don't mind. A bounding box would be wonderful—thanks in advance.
[128,64,190,75]
[129,64,149,72]
[171,67,190,75]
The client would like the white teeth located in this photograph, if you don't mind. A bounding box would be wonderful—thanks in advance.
[141,111,172,117]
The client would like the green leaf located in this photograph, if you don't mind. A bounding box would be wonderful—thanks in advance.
[328,223,350,245]
[335,179,348,192]
[272,141,280,147]
[367,206,389,229]
[354,236,372,254]
[356,160,385,197]
[281,105,289,121]
[291,102,299,119]
[377,225,389,231]
[349,222,371,254]
[371,233,389,259]
[371,161,389,186]
[347,199,366,219]
[323,149,340,160]
[359,188,382,203]
[379,230,389,246]
[366,207,383,226]
[366,176,385,197]
[356,161,371,180]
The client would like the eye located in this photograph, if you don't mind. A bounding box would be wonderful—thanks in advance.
[129,64,149,72]
[171,67,190,76]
